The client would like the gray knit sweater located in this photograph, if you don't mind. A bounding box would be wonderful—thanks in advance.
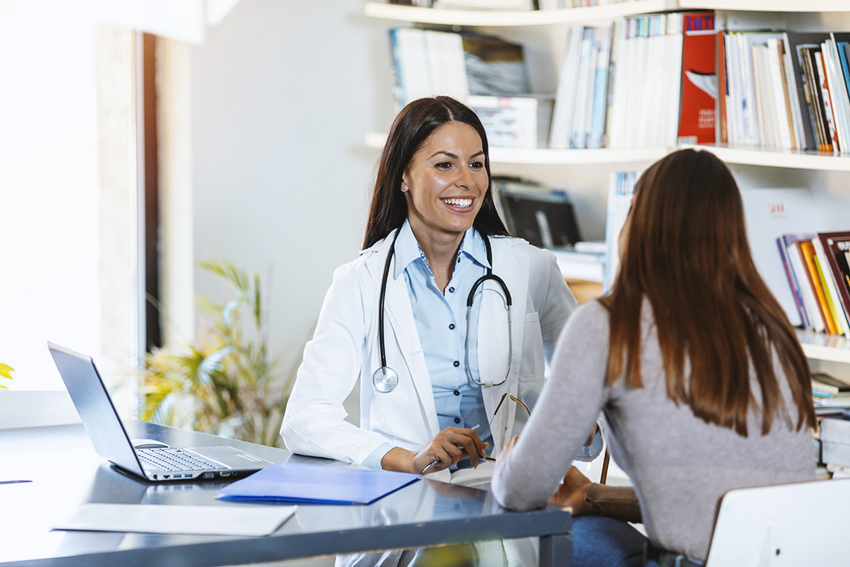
[491,300,815,560]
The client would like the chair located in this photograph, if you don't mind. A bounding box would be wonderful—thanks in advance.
[705,478,850,566]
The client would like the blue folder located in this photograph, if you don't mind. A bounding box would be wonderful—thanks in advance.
[216,462,421,505]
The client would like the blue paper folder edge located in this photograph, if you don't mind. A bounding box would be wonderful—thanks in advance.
[215,462,421,505]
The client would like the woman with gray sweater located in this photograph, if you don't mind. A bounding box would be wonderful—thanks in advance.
[491,149,817,566]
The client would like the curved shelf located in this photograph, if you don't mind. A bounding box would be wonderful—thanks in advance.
[367,132,667,164]
[680,144,850,172]
[681,0,850,11]
[365,0,850,27]
[798,330,850,364]
[368,134,850,169]
[364,0,678,27]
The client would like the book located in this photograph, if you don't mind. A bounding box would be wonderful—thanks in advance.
[604,171,637,290]
[740,187,816,328]
[784,33,831,151]
[677,12,716,145]
[461,32,529,97]
[817,231,850,335]
[813,237,848,336]
[813,372,850,395]
[777,234,811,329]
[800,240,837,334]
[787,236,825,331]
[815,50,840,152]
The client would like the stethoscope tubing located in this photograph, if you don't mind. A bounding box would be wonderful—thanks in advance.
[374,228,512,392]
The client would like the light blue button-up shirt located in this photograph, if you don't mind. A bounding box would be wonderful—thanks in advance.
[363,220,493,469]
[362,221,602,470]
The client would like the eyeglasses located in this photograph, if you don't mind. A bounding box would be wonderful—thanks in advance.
[489,392,530,426]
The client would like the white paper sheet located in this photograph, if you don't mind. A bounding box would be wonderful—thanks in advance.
[54,504,297,537]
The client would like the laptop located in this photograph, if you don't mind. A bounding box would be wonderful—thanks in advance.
[48,342,272,482]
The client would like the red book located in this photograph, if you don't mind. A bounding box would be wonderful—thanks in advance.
[678,12,716,145]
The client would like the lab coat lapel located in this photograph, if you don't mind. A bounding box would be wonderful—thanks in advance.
[383,274,441,438]
[477,239,528,451]
[363,235,440,440]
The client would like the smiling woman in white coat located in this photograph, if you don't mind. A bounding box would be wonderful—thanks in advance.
[281,96,592,483]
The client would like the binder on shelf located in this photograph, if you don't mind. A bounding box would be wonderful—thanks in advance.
[216,462,421,505]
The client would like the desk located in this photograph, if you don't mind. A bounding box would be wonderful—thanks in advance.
[0,421,571,566]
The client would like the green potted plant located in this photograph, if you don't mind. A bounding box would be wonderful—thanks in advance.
[139,259,303,448]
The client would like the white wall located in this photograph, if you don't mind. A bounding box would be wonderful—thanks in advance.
[191,0,396,375]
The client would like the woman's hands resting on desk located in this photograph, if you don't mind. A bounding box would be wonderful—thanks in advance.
[381,426,489,475]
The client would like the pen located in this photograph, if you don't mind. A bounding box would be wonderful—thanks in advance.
[421,424,482,475]
[0,480,32,485]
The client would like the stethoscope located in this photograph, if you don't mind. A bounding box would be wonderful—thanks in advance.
[372,229,513,394]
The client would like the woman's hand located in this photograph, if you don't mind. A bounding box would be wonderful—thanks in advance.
[548,466,594,515]
[382,426,488,475]
[496,435,520,461]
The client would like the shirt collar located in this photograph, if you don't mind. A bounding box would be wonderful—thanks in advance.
[393,220,491,280]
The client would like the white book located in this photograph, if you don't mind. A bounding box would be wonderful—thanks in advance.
[650,14,669,146]
[814,236,850,337]
[396,28,432,106]
[627,18,648,147]
[425,31,469,102]
[643,17,661,146]
[825,39,850,155]
[767,38,794,149]
[789,242,826,332]
[725,34,740,145]
[779,36,805,150]
[741,35,759,146]
[665,16,684,147]
[609,19,632,148]
[549,27,583,149]
[571,28,594,149]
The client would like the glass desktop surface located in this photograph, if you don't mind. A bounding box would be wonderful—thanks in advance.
[0,421,570,566]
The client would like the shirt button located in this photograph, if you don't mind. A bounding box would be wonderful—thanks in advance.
[449,323,455,330]
[448,287,455,293]
[454,390,460,396]
[453,361,460,367]
[454,417,461,424]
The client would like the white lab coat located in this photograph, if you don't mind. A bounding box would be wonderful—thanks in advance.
[281,230,578,477]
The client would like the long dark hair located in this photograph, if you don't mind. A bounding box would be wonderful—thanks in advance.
[363,96,508,249]
[600,149,816,437]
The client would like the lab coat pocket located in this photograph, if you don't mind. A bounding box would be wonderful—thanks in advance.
[518,311,544,383]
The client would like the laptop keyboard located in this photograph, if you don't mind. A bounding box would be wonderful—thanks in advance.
[138,448,227,472]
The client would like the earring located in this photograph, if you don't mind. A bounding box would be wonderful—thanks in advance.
[401,185,408,193]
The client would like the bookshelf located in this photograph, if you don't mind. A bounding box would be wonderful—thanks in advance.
[364,3,850,366]
[369,133,850,170]
[365,1,850,27]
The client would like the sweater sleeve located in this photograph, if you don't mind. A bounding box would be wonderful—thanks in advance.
[491,301,611,510]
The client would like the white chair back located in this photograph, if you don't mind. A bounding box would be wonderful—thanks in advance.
[705,479,850,567]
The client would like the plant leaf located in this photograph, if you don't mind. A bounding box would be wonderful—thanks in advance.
[0,363,14,381]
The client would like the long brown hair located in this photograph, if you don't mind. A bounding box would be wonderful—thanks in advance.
[363,96,508,249]
[600,149,815,436]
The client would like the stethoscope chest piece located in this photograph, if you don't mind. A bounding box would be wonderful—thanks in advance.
[372,366,399,393]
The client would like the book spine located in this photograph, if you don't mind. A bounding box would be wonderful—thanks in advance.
[816,50,840,152]
[819,234,850,339]
[778,237,810,329]
[718,28,728,145]
[677,12,716,145]
[801,240,837,334]
[815,250,844,335]
[790,242,825,332]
